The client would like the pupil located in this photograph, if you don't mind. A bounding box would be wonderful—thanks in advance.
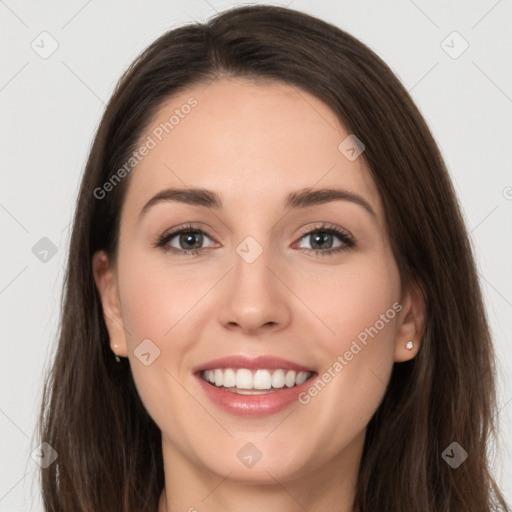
[181,232,202,249]
[311,232,332,250]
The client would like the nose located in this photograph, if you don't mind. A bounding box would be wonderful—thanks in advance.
[217,242,292,335]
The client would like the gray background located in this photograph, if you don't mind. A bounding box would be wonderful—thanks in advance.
[1,0,511,509]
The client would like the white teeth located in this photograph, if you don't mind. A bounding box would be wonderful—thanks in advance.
[214,369,223,387]
[201,368,312,390]
[236,369,253,389]
[232,388,271,395]
[253,369,272,389]
[296,371,308,385]
[285,370,296,387]
[271,369,285,388]
[223,368,236,388]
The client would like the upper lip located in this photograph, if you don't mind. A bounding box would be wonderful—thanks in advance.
[193,355,315,373]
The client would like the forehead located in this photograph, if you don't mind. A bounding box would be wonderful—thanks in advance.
[121,78,383,224]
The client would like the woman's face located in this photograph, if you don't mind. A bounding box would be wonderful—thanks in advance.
[93,78,422,489]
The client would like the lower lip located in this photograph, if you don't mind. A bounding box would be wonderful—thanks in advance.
[196,373,316,417]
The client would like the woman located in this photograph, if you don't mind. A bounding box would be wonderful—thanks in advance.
[37,4,510,511]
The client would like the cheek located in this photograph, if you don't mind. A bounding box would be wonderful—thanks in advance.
[115,252,186,391]
[118,251,208,349]
[116,255,201,443]
[296,253,400,354]
[296,255,400,427]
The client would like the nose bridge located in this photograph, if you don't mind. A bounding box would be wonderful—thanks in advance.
[229,205,278,283]
[233,232,276,300]
[218,230,291,332]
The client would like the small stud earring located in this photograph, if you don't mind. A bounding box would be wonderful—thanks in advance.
[405,340,414,350]
[113,344,121,363]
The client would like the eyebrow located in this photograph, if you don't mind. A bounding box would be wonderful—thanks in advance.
[138,186,377,221]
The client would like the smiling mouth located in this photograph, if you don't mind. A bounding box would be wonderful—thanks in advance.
[200,368,316,395]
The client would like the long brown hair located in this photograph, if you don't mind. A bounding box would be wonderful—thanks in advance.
[37,5,509,511]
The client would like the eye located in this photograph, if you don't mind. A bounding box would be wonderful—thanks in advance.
[153,224,216,256]
[153,222,355,258]
[294,223,355,257]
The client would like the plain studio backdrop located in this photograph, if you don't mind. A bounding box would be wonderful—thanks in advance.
[1,0,511,509]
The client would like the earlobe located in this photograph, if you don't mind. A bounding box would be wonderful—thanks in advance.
[394,281,426,362]
[92,251,128,358]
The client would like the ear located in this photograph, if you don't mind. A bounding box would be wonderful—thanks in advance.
[394,280,426,362]
[92,250,128,358]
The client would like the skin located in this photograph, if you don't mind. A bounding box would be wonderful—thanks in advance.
[93,78,426,512]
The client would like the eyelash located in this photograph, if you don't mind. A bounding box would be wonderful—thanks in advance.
[153,222,355,258]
